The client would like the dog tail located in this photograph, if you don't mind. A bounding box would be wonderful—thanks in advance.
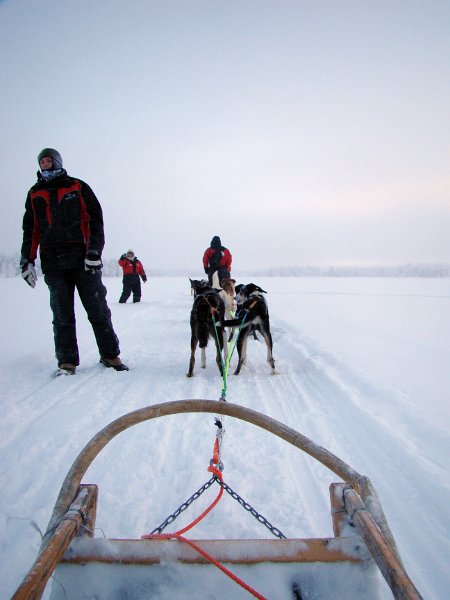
[191,297,211,348]
[198,327,209,348]
[196,307,211,348]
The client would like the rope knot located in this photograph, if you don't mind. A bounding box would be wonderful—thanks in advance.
[207,464,223,480]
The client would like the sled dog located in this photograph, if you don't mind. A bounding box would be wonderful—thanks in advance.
[224,283,275,375]
[187,280,227,377]
[190,277,210,297]
[208,272,236,341]
[218,277,237,317]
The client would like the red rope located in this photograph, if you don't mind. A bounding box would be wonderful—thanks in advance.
[142,465,223,540]
[141,436,268,599]
[212,437,220,466]
[174,534,267,600]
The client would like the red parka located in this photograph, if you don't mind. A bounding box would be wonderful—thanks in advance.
[21,170,104,273]
[202,247,232,272]
[118,256,147,281]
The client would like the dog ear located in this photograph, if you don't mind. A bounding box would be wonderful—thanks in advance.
[245,283,267,295]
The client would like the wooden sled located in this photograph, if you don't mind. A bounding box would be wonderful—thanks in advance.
[12,400,423,600]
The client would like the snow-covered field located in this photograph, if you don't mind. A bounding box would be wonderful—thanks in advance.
[1,276,448,599]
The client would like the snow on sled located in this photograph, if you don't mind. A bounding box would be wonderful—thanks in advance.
[13,400,423,600]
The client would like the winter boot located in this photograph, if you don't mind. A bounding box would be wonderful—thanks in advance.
[56,363,76,376]
[100,357,129,371]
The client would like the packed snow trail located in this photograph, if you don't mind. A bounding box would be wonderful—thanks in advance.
[1,276,449,599]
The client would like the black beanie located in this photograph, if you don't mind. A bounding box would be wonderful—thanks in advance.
[38,148,63,171]
[211,236,222,250]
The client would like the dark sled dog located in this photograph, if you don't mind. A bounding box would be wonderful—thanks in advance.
[187,279,226,377]
[233,283,258,341]
[190,277,211,297]
[225,283,275,375]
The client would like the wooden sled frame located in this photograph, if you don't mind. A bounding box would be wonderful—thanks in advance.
[13,399,423,600]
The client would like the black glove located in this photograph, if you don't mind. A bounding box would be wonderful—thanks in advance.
[21,260,37,288]
[204,267,208,274]
[120,254,126,260]
[142,275,147,283]
[84,252,103,273]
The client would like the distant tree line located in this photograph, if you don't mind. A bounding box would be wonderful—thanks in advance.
[1,253,449,278]
[244,263,450,277]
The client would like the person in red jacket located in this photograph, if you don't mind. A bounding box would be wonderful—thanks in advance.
[20,148,128,375]
[118,250,147,303]
[202,236,232,285]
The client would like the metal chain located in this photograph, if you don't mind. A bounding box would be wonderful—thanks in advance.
[216,477,287,539]
[149,474,286,540]
[149,476,216,535]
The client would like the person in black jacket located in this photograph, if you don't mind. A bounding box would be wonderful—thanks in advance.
[20,148,128,374]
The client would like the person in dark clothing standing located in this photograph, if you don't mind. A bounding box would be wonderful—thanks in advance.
[202,236,232,285]
[118,250,147,303]
[20,148,128,375]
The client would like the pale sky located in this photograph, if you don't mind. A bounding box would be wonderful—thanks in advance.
[2,0,449,272]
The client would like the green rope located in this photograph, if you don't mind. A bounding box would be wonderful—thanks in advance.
[213,311,249,401]
[212,314,227,399]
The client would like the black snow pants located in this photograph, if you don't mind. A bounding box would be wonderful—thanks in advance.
[119,274,141,303]
[44,267,120,367]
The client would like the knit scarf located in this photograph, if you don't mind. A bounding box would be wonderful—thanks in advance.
[40,168,65,181]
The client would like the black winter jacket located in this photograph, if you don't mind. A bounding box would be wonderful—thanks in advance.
[21,171,105,273]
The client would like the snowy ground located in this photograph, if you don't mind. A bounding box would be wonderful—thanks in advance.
[1,275,449,599]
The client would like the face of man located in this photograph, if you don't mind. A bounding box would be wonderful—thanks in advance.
[39,156,53,170]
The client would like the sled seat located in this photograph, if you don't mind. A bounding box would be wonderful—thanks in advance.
[50,536,382,600]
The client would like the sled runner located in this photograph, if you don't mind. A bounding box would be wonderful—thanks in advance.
[13,400,423,600]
